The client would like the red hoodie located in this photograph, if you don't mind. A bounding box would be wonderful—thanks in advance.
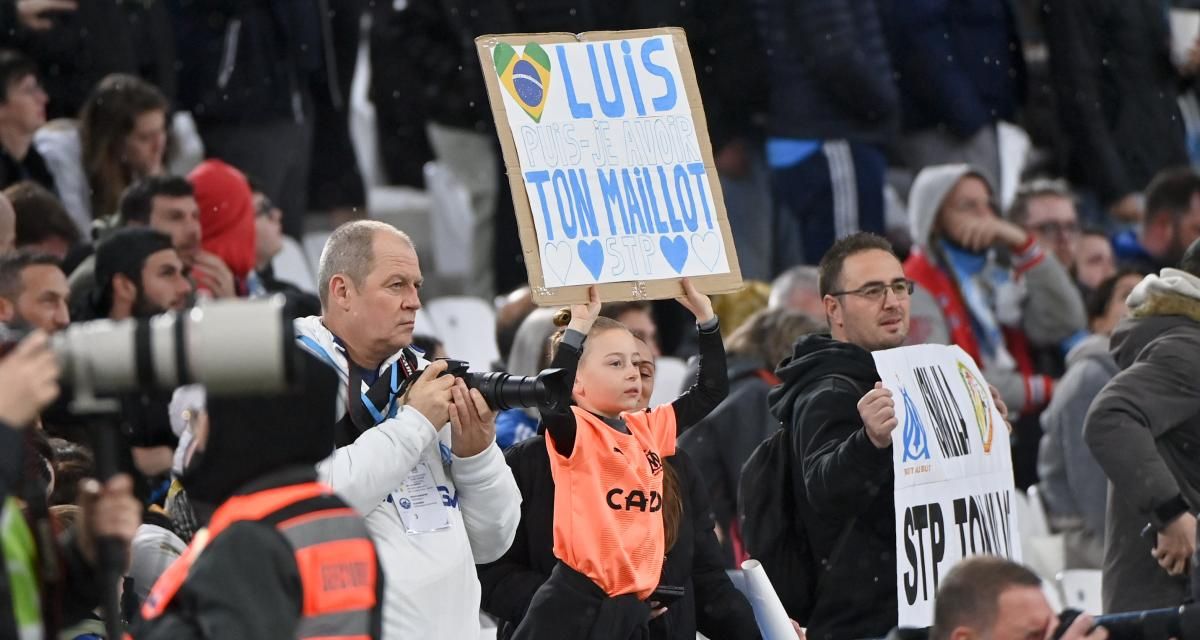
[188,159,257,287]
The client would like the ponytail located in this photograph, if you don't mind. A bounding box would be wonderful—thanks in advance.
[661,462,682,551]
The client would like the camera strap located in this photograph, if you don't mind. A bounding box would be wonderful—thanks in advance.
[336,350,419,448]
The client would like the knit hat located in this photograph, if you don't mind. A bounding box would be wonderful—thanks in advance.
[188,159,257,281]
[93,227,174,314]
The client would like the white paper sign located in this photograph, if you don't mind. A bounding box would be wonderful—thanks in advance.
[487,36,731,286]
[872,344,1022,628]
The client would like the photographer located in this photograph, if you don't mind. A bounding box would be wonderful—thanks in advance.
[0,331,141,638]
[295,220,520,639]
[130,347,383,639]
[929,556,1107,640]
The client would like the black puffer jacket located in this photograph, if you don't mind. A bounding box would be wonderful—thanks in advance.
[767,334,894,640]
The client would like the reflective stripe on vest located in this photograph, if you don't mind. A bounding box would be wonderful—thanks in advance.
[141,482,377,640]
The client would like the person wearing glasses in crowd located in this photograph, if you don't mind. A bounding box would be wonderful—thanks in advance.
[767,232,1014,639]
[1008,178,1081,275]
[903,165,1086,422]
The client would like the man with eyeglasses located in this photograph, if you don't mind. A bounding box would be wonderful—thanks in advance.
[246,185,320,318]
[1008,178,1081,273]
[767,232,925,639]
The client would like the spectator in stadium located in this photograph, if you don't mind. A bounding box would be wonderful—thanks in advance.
[756,0,897,266]
[1045,0,1188,223]
[35,73,169,231]
[904,164,1086,417]
[1073,229,1117,294]
[678,308,824,565]
[1085,238,1200,613]
[0,250,68,332]
[1008,178,1080,271]
[601,301,660,356]
[883,0,1025,189]
[67,175,215,320]
[479,331,760,640]
[1037,268,1143,570]
[295,220,520,639]
[247,184,320,317]
[93,227,189,321]
[6,180,80,258]
[1112,167,1200,273]
[0,49,55,194]
[768,265,825,319]
[929,556,1106,640]
[188,159,256,298]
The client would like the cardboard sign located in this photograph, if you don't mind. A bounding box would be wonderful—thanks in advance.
[872,344,1022,628]
[476,28,743,304]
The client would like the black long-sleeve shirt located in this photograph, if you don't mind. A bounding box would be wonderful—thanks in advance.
[541,318,728,457]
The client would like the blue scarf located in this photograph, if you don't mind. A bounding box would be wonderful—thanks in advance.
[940,240,1010,359]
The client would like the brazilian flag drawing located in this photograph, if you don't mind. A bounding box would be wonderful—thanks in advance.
[495,42,552,123]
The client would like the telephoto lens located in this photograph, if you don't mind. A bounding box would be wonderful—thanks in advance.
[435,359,572,412]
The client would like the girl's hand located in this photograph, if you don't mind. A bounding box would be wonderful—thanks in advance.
[675,278,714,324]
[567,285,602,334]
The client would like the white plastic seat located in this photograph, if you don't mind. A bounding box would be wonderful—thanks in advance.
[271,236,317,294]
[649,356,690,408]
[1057,569,1103,615]
[424,296,500,369]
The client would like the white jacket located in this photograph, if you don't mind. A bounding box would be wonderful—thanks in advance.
[294,316,521,640]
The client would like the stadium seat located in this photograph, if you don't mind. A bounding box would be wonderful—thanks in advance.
[424,296,501,369]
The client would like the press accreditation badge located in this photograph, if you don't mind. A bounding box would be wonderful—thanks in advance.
[392,462,451,534]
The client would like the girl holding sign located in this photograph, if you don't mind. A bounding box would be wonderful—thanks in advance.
[511,279,728,640]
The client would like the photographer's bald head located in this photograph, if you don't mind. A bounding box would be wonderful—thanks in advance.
[317,220,422,369]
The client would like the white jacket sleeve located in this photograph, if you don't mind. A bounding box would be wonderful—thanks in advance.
[317,405,441,516]
[450,441,521,563]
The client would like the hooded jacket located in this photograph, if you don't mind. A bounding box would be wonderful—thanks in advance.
[767,334,894,640]
[294,315,522,640]
[903,164,1086,415]
[189,160,257,285]
[1036,333,1117,566]
[1084,269,1200,613]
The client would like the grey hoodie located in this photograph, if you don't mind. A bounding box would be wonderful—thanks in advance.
[1084,269,1200,613]
[904,164,1086,413]
[1037,333,1117,567]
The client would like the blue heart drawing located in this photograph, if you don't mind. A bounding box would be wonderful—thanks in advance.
[660,235,689,273]
[577,239,605,280]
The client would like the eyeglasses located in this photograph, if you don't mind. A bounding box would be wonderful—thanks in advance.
[829,279,914,302]
[1032,221,1080,238]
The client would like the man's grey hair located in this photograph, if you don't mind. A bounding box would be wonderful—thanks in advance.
[1007,177,1076,226]
[769,265,820,310]
[317,220,413,309]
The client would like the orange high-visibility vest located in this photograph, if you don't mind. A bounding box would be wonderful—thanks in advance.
[139,482,379,640]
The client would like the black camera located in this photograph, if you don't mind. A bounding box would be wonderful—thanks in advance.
[1054,606,1200,640]
[434,359,572,412]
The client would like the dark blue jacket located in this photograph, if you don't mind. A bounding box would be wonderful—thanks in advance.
[753,0,899,143]
[881,0,1025,137]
